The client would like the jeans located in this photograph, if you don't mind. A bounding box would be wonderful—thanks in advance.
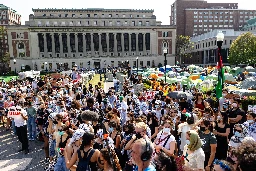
[16,125,29,150]
[54,156,69,171]
[49,139,56,157]
[27,117,36,139]
[12,120,16,135]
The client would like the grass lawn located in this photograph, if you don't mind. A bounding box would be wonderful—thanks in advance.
[0,76,18,82]
[85,74,104,88]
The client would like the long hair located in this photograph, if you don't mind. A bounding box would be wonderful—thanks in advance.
[80,132,94,150]
[100,148,122,171]
[157,151,177,171]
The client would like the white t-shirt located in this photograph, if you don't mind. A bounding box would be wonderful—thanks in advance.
[155,131,175,150]
[13,108,27,127]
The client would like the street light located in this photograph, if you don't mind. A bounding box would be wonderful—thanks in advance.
[216,31,224,89]
[13,59,16,74]
[136,57,139,74]
[163,48,168,83]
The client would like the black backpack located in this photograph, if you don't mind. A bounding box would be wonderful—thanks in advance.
[76,149,95,171]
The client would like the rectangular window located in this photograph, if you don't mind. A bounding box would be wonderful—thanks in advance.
[123,14,125,17]
[199,25,202,27]
[94,14,98,17]
[219,25,223,27]
[214,25,218,27]
[117,21,120,25]
[194,25,198,27]
[72,14,75,17]
[194,11,198,14]
[204,20,207,22]
[130,14,133,17]
[87,14,90,17]
[204,16,208,18]
[109,21,112,26]
[139,21,142,26]
[65,14,68,17]
[199,12,203,14]
[132,21,135,26]
[109,14,112,17]
[199,20,202,22]
[146,21,149,26]
[125,21,128,25]
[102,14,105,17]
[80,14,83,17]
[94,21,97,25]
[194,16,198,18]
[194,20,198,22]
[199,16,203,18]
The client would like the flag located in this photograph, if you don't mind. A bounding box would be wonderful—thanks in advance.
[216,48,225,99]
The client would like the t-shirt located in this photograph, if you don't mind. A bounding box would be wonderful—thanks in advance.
[199,132,217,153]
[228,108,246,124]
[13,109,27,127]
[134,164,156,171]
[155,131,176,150]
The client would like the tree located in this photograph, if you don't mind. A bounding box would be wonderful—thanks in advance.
[176,35,194,64]
[0,26,9,74]
[229,32,256,65]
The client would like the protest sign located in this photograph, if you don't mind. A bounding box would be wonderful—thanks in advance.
[7,106,21,119]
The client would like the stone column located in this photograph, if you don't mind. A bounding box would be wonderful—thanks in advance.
[114,33,117,56]
[91,33,94,56]
[83,33,86,57]
[129,33,132,56]
[75,33,78,57]
[67,33,71,57]
[136,33,139,55]
[44,33,47,57]
[121,33,125,56]
[106,33,109,56]
[143,33,146,56]
[99,33,102,56]
[59,33,63,57]
[52,33,55,57]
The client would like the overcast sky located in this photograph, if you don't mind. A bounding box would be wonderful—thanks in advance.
[2,0,256,25]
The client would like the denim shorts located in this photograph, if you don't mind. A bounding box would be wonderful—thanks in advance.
[54,156,69,171]
[49,139,56,157]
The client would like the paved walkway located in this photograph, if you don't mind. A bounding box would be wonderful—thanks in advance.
[0,126,45,171]
[104,82,114,92]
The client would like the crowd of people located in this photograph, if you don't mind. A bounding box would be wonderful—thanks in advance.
[0,67,255,171]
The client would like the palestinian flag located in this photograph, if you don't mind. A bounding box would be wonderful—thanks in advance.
[216,48,225,99]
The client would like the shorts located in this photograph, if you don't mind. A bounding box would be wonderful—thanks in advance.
[49,139,56,157]
[37,118,44,125]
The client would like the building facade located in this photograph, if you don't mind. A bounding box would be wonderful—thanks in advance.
[187,29,256,65]
[0,4,21,69]
[170,0,256,37]
[7,8,176,72]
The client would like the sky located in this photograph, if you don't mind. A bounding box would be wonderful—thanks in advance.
[2,0,256,25]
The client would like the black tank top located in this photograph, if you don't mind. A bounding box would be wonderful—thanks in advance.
[59,135,69,148]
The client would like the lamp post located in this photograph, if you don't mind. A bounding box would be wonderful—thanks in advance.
[136,57,139,74]
[217,32,224,88]
[45,62,48,73]
[163,48,168,83]
[13,59,16,74]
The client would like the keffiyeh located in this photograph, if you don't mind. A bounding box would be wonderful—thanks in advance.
[68,129,85,145]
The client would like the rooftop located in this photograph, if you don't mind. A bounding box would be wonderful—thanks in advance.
[32,8,154,13]
[0,4,20,14]
[185,8,254,11]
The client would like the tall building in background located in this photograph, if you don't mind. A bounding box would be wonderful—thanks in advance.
[0,4,21,73]
[7,8,176,71]
[170,0,256,37]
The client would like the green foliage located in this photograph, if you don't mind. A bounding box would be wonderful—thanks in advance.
[176,35,194,58]
[143,83,151,90]
[229,32,256,65]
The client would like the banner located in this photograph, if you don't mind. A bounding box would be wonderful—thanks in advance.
[248,105,256,113]
[146,91,156,101]
[7,106,21,119]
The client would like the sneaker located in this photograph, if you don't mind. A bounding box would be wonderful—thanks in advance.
[31,138,35,141]
[18,149,24,152]
[28,138,32,141]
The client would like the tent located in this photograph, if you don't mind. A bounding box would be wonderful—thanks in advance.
[159,65,173,72]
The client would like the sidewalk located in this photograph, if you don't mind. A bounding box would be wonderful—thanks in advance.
[104,82,114,92]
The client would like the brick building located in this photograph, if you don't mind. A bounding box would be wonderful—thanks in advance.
[7,8,176,71]
[0,4,21,73]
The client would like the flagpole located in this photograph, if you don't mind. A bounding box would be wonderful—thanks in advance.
[216,32,225,99]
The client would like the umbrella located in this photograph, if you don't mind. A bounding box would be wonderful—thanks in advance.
[167,91,192,100]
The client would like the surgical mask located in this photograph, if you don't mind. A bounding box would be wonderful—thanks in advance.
[185,140,190,145]
[163,128,171,134]
[234,131,241,137]
[232,103,238,108]
[217,116,222,120]
[247,120,254,124]
[222,93,226,97]
[109,127,113,133]
[155,105,159,108]
[59,131,64,136]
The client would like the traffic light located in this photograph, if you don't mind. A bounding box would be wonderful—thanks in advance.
[88,61,90,65]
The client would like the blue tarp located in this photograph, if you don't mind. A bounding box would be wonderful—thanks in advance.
[159,67,172,72]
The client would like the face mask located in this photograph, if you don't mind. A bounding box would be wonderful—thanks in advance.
[247,120,254,124]
[53,120,58,124]
[163,128,171,134]
[200,127,206,132]
[7,97,11,101]
[155,105,159,108]
[232,103,238,108]
[222,93,226,97]
[59,131,64,136]
[185,140,190,145]
[109,127,113,133]
[234,131,241,137]
[217,116,222,120]
[136,132,142,139]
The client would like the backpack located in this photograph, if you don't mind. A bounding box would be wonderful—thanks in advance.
[76,149,95,171]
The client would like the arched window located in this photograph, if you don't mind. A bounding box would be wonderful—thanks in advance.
[18,42,24,49]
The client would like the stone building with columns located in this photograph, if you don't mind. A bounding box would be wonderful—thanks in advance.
[7,8,176,72]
